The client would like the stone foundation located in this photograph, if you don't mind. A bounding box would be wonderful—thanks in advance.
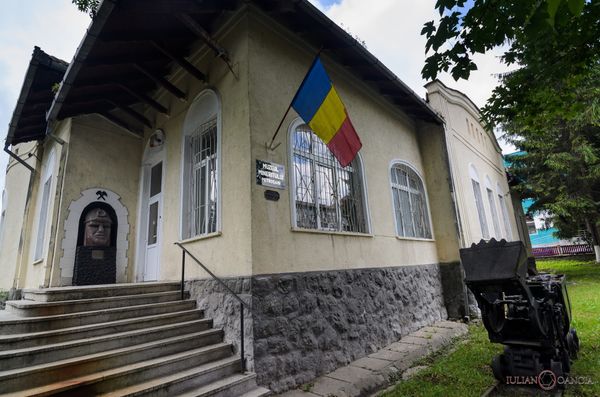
[186,264,448,393]
[252,264,446,392]
[185,277,254,371]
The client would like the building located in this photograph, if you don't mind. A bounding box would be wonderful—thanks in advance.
[425,81,530,252]
[0,1,521,393]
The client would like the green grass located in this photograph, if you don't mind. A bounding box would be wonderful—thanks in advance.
[381,255,600,397]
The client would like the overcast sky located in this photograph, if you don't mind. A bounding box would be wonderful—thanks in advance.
[0,0,514,214]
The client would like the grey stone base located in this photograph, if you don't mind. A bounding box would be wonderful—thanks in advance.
[185,277,254,371]
[186,264,448,394]
[252,264,447,393]
[439,261,468,320]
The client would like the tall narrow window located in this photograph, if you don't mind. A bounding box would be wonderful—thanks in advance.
[181,90,220,239]
[34,151,55,261]
[390,162,432,239]
[291,123,368,233]
[470,165,489,240]
[485,176,501,238]
[497,184,513,240]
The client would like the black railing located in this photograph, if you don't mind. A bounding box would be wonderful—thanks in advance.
[174,242,249,372]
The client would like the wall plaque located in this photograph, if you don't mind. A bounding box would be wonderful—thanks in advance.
[256,160,286,190]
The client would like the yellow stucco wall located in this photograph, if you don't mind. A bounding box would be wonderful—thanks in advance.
[46,116,143,287]
[143,13,253,280]
[247,11,441,275]
[0,141,38,290]
[426,81,520,247]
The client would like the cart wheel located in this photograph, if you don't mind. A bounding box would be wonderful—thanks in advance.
[491,355,504,381]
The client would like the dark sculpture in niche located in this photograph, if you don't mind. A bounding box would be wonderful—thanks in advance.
[72,202,118,286]
[83,208,112,247]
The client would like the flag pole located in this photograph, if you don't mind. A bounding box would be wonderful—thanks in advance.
[267,47,324,151]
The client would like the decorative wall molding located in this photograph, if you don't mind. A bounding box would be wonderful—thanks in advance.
[59,188,129,286]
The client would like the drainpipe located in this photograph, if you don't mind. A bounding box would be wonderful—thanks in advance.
[4,144,35,174]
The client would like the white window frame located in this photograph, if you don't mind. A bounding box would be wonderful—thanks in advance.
[497,183,514,240]
[469,164,490,240]
[288,118,371,234]
[389,160,434,240]
[33,149,55,262]
[485,176,501,239]
[180,89,222,240]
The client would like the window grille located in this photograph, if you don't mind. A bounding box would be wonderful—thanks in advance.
[188,118,218,236]
[292,124,367,233]
[390,163,432,239]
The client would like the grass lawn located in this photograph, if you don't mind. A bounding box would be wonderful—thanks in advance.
[381,255,600,397]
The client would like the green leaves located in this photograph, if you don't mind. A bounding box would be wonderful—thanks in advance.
[547,0,562,25]
[567,0,585,16]
[421,0,595,81]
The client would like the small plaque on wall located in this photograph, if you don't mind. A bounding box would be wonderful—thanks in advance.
[256,160,286,190]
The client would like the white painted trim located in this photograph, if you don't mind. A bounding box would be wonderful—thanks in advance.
[59,189,129,286]
[179,88,222,240]
[287,117,371,234]
[32,149,56,262]
[388,159,436,240]
[135,137,166,282]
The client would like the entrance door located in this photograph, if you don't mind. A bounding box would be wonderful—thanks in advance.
[144,161,163,281]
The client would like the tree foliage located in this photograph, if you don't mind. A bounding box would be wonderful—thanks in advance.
[72,0,99,17]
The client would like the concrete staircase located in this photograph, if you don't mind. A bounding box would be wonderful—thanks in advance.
[0,282,270,397]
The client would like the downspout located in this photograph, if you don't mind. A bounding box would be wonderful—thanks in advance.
[3,144,35,174]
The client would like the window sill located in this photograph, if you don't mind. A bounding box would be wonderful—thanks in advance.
[395,236,436,242]
[291,227,373,238]
[178,232,222,245]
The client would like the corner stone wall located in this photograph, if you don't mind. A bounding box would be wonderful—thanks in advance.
[185,278,254,371]
[251,264,447,392]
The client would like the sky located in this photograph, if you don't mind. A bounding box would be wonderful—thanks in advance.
[0,0,514,214]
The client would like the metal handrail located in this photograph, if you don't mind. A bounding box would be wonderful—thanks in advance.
[174,241,248,372]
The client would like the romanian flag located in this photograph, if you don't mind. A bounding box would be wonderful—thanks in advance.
[291,56,362,167]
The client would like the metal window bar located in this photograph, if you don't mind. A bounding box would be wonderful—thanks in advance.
[292,125,366,233]
[175,242,249,373]
[189,119,217,237]
[391,164,432,239]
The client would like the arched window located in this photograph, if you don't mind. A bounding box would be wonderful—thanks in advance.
[290,122,368,233]
[469,164,489,239]
[390,162,432,239]
[181,90,220,238]
[485,176,501,238]
[496,183,513,240]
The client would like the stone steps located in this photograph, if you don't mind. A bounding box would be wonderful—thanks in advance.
[0,299,197,334]
[5,290,188,317]
[21,282,181,302]
[0,318,215,370]
[0,308,204,350]
[0,283,270,396]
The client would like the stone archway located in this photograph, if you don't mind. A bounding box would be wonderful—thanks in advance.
[59,189,129,286]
